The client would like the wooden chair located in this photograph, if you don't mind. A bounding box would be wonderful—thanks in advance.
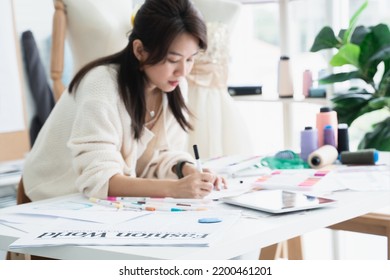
[259,236,303,260]
[15,177,31,205]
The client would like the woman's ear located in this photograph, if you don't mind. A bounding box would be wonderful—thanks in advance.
[133,39,145,61]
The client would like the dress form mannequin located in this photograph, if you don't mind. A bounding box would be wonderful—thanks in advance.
[192,0,240,30]
[188,0,253,159]
[50,0,133,100]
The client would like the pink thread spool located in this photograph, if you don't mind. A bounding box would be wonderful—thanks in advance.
[316,107,338,147]
[302,70,313,97]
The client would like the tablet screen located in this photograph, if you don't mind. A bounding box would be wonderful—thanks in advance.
[222,190,336,213]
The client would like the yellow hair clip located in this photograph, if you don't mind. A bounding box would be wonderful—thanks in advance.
[131,4,141,27]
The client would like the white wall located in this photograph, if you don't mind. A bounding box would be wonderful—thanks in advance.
[13,0,54,125]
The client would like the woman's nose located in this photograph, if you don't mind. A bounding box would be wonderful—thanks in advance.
[175,61,186,77]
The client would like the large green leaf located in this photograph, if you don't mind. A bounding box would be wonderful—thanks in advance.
[310,27,341,52]
[343,0,368,44]
[367,46,390,66]
[359,25,390,82]
[350,25,371,45]
[377,69,390,97]
[330,44,360,67]
[372,23,390,48]
[368,97,390,110]
[357,101,386,117]
[332,91,372,102]
[319,71,360,84]
[332,92,373,125]
[358,117,390,151]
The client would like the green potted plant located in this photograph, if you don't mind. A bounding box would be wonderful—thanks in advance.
[310,0,390,151]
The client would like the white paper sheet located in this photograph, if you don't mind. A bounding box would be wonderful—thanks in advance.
[9,211,241,248]
[332,165,390,191]
[1,195,149,225]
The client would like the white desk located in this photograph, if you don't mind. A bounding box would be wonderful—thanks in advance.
[1,189,390,260]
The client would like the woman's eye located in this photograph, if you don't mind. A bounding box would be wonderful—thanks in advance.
[168,59,179,64]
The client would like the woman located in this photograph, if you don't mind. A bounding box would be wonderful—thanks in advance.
[23,0,225,201]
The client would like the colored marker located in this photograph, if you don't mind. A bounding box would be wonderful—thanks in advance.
[134,201,205,208]
[89,197,122,209]
[151,206,185,212]
[122,203,155,211]
[145,197,214,204]
[108,197,215,204]
[193,144,203,172]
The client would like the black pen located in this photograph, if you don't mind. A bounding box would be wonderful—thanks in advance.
[193,144,203,172]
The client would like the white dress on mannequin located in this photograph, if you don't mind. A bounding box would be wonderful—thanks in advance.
[187,0,253,159]
[51,0,133,99]
[63,0,133,73]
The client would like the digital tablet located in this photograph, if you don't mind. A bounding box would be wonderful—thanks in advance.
[221,190,337,214]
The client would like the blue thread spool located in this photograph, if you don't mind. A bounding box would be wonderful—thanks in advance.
[323,125,336,148]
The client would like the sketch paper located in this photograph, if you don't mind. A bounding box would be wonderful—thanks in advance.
[1,195,149,225]
[202,155,264,175]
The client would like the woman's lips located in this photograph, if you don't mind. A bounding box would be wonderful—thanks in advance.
[169,81,179,87]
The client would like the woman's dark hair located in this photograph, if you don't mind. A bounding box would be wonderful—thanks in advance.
[68,0,207,139]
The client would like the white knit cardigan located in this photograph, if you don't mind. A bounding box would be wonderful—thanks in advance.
[23,65,193,201]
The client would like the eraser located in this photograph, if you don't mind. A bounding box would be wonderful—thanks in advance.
[198,218,222,223]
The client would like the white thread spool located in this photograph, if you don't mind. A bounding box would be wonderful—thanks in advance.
[307,145,338,169]
[278,56,294,98]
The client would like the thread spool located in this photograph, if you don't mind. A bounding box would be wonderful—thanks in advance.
[300,126,318,162]
[337,123,349,153]
[307,145,338,169]
[278,56,294,98]
[340,149,379,165]
[316,107,338,147]
[302,70,313,97]
[323,125,336,147]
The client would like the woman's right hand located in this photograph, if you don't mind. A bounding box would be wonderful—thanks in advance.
[172,172,216,198]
